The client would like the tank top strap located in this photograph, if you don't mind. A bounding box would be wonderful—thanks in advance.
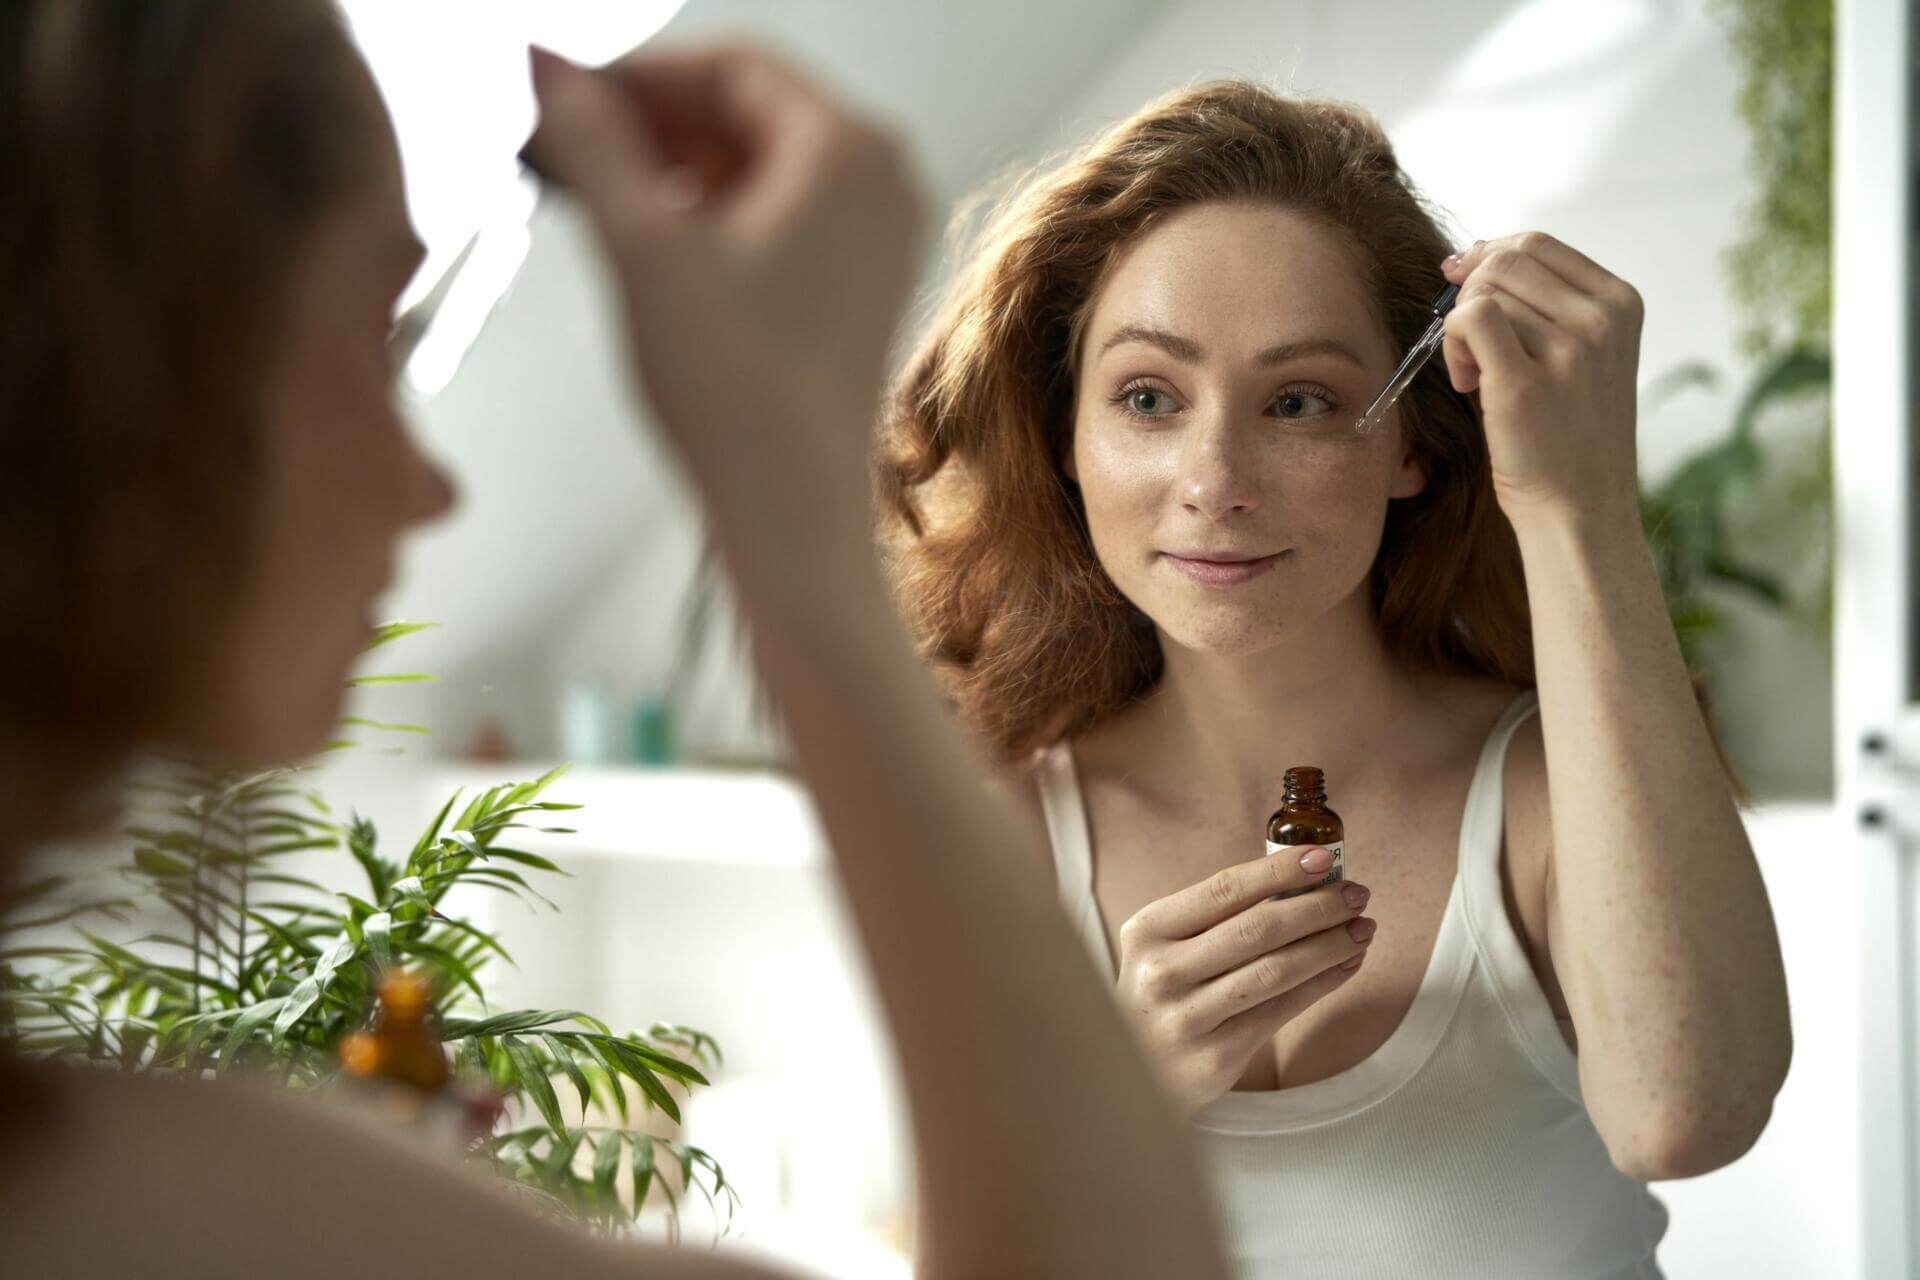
[1454,688,1583,1100]
[1032,742,1120,980]
[1033,743,1091,897]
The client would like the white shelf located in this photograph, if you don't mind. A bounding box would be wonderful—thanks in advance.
[429,765,826,867]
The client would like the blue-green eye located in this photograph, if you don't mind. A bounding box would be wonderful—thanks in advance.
[1117,385,1178,418]
[1273,388,1336,419]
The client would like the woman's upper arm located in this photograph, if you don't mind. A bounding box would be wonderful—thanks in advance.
[1502,716,1572,1021]
[984,762,1058,881]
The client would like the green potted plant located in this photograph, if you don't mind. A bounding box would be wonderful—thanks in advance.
[0,623,735,1239]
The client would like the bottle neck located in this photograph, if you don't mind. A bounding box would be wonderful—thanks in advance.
[1281,767,1326,806]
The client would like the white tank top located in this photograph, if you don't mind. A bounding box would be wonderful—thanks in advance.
[1033,691,1670,1279]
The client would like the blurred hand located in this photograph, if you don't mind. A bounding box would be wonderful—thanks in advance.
[526,43,926,523]
[1438,232,1644,530]
[1114,848,1375,1115]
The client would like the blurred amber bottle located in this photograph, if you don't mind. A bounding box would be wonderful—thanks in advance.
[339,970,450,1093]
[1267,766,1344,900]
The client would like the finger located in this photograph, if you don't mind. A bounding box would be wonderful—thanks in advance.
[1443,289,1532,394]
[1130,847,1348,940]
[1172,881,1371,984]
[1459,246,1608,340]
[1458,281,1553,360]
[1185,915,1377,1033]
[1444,231,1620,302]
[524,46,674,243]
[600,43,849,229]
[1210,948,1367,1050]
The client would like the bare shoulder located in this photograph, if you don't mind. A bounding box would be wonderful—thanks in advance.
[0,1065,781,1280]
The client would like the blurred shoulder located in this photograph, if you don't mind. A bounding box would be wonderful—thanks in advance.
[0,1063,777,1280]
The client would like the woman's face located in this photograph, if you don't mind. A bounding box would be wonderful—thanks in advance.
[171,57,454,763]
[1068,201,1424,659]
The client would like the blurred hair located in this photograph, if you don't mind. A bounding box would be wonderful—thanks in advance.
[880,82,1533,763]
[0,0,375,843]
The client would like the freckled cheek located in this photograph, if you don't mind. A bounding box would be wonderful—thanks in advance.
[1282,453,1397,562]
[1072,427,1184,527]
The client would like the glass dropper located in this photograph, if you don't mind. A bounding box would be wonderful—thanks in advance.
[1352,283,1461,435]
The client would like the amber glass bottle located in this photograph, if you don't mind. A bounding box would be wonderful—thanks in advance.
[1266,766,1344,900]
[338,970,450,1093]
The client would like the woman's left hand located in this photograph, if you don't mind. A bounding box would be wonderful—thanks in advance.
[1438,233,1644,529]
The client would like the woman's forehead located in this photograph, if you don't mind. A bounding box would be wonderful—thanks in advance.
[1089,203,1379,349]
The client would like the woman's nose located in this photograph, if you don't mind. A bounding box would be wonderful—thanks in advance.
[1177,419,1262,520]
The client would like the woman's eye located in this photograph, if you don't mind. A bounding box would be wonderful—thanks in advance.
[1118,386,1178,417]
[1273,389,1335,419]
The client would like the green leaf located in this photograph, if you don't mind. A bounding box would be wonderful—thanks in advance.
[592,1039,682,1123]
[542,1033,593,1111]
[217,998,286,1071]
[362,620,440,652]
[503,1035,566,1137]
[591,1128,622,1191]
[132,847,193,878]
[443,1009,587,1039]
[389,877,430,907]
[1730,343,1831,441]
[631,1137,656,1214]
[399,939,485,1004]
[408,793,462,870]
[338,717,431,736]
[473,847,566,875]
[364,912,393,971]
[272,976,323,1039]
[346,672,438,687]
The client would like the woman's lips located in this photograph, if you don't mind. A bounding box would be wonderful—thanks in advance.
[1161,551,1285,585]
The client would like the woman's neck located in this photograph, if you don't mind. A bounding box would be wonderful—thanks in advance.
[1127,592,1417,810]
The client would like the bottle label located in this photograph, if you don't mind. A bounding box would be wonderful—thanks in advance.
[1266,840,1344,899]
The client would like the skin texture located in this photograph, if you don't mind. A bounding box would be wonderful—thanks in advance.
[1,40,1231,1280]
[1047,205,1790,1179]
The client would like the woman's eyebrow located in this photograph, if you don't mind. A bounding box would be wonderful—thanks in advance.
[1095,324,1367,369]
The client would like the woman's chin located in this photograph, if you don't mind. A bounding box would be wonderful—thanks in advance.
[177,681,350,769]
[1153,614,1294,660]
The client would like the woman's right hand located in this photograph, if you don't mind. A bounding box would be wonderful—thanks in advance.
[524,43,925,530]
[1114,848,1376,1115]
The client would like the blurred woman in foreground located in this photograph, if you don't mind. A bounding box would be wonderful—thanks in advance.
[0,4,1227,1276]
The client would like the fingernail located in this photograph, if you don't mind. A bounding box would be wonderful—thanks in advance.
[1338,954,1365,972]
[1347,917,1377,944]
[1442,253,1461,271]
[1341,883,1370,910]
[1298,845,1334,874]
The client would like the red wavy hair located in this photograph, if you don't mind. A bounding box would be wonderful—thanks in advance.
[881,82,1532,763]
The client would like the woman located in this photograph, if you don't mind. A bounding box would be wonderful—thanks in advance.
[883,83,1792,1278]
[0,5,1229,1277]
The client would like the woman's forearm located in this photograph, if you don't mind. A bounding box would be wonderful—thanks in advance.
[701,455,1228,1279]
[1512,501,1791,1179]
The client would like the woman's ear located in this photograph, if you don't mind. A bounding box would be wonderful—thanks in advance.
[1390,443,1425,499]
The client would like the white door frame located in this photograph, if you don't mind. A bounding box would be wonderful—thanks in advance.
[1834,0,1917,1273]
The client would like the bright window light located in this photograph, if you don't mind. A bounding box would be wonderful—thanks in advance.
[1444,0,1663,94]
[337,1,690,395]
